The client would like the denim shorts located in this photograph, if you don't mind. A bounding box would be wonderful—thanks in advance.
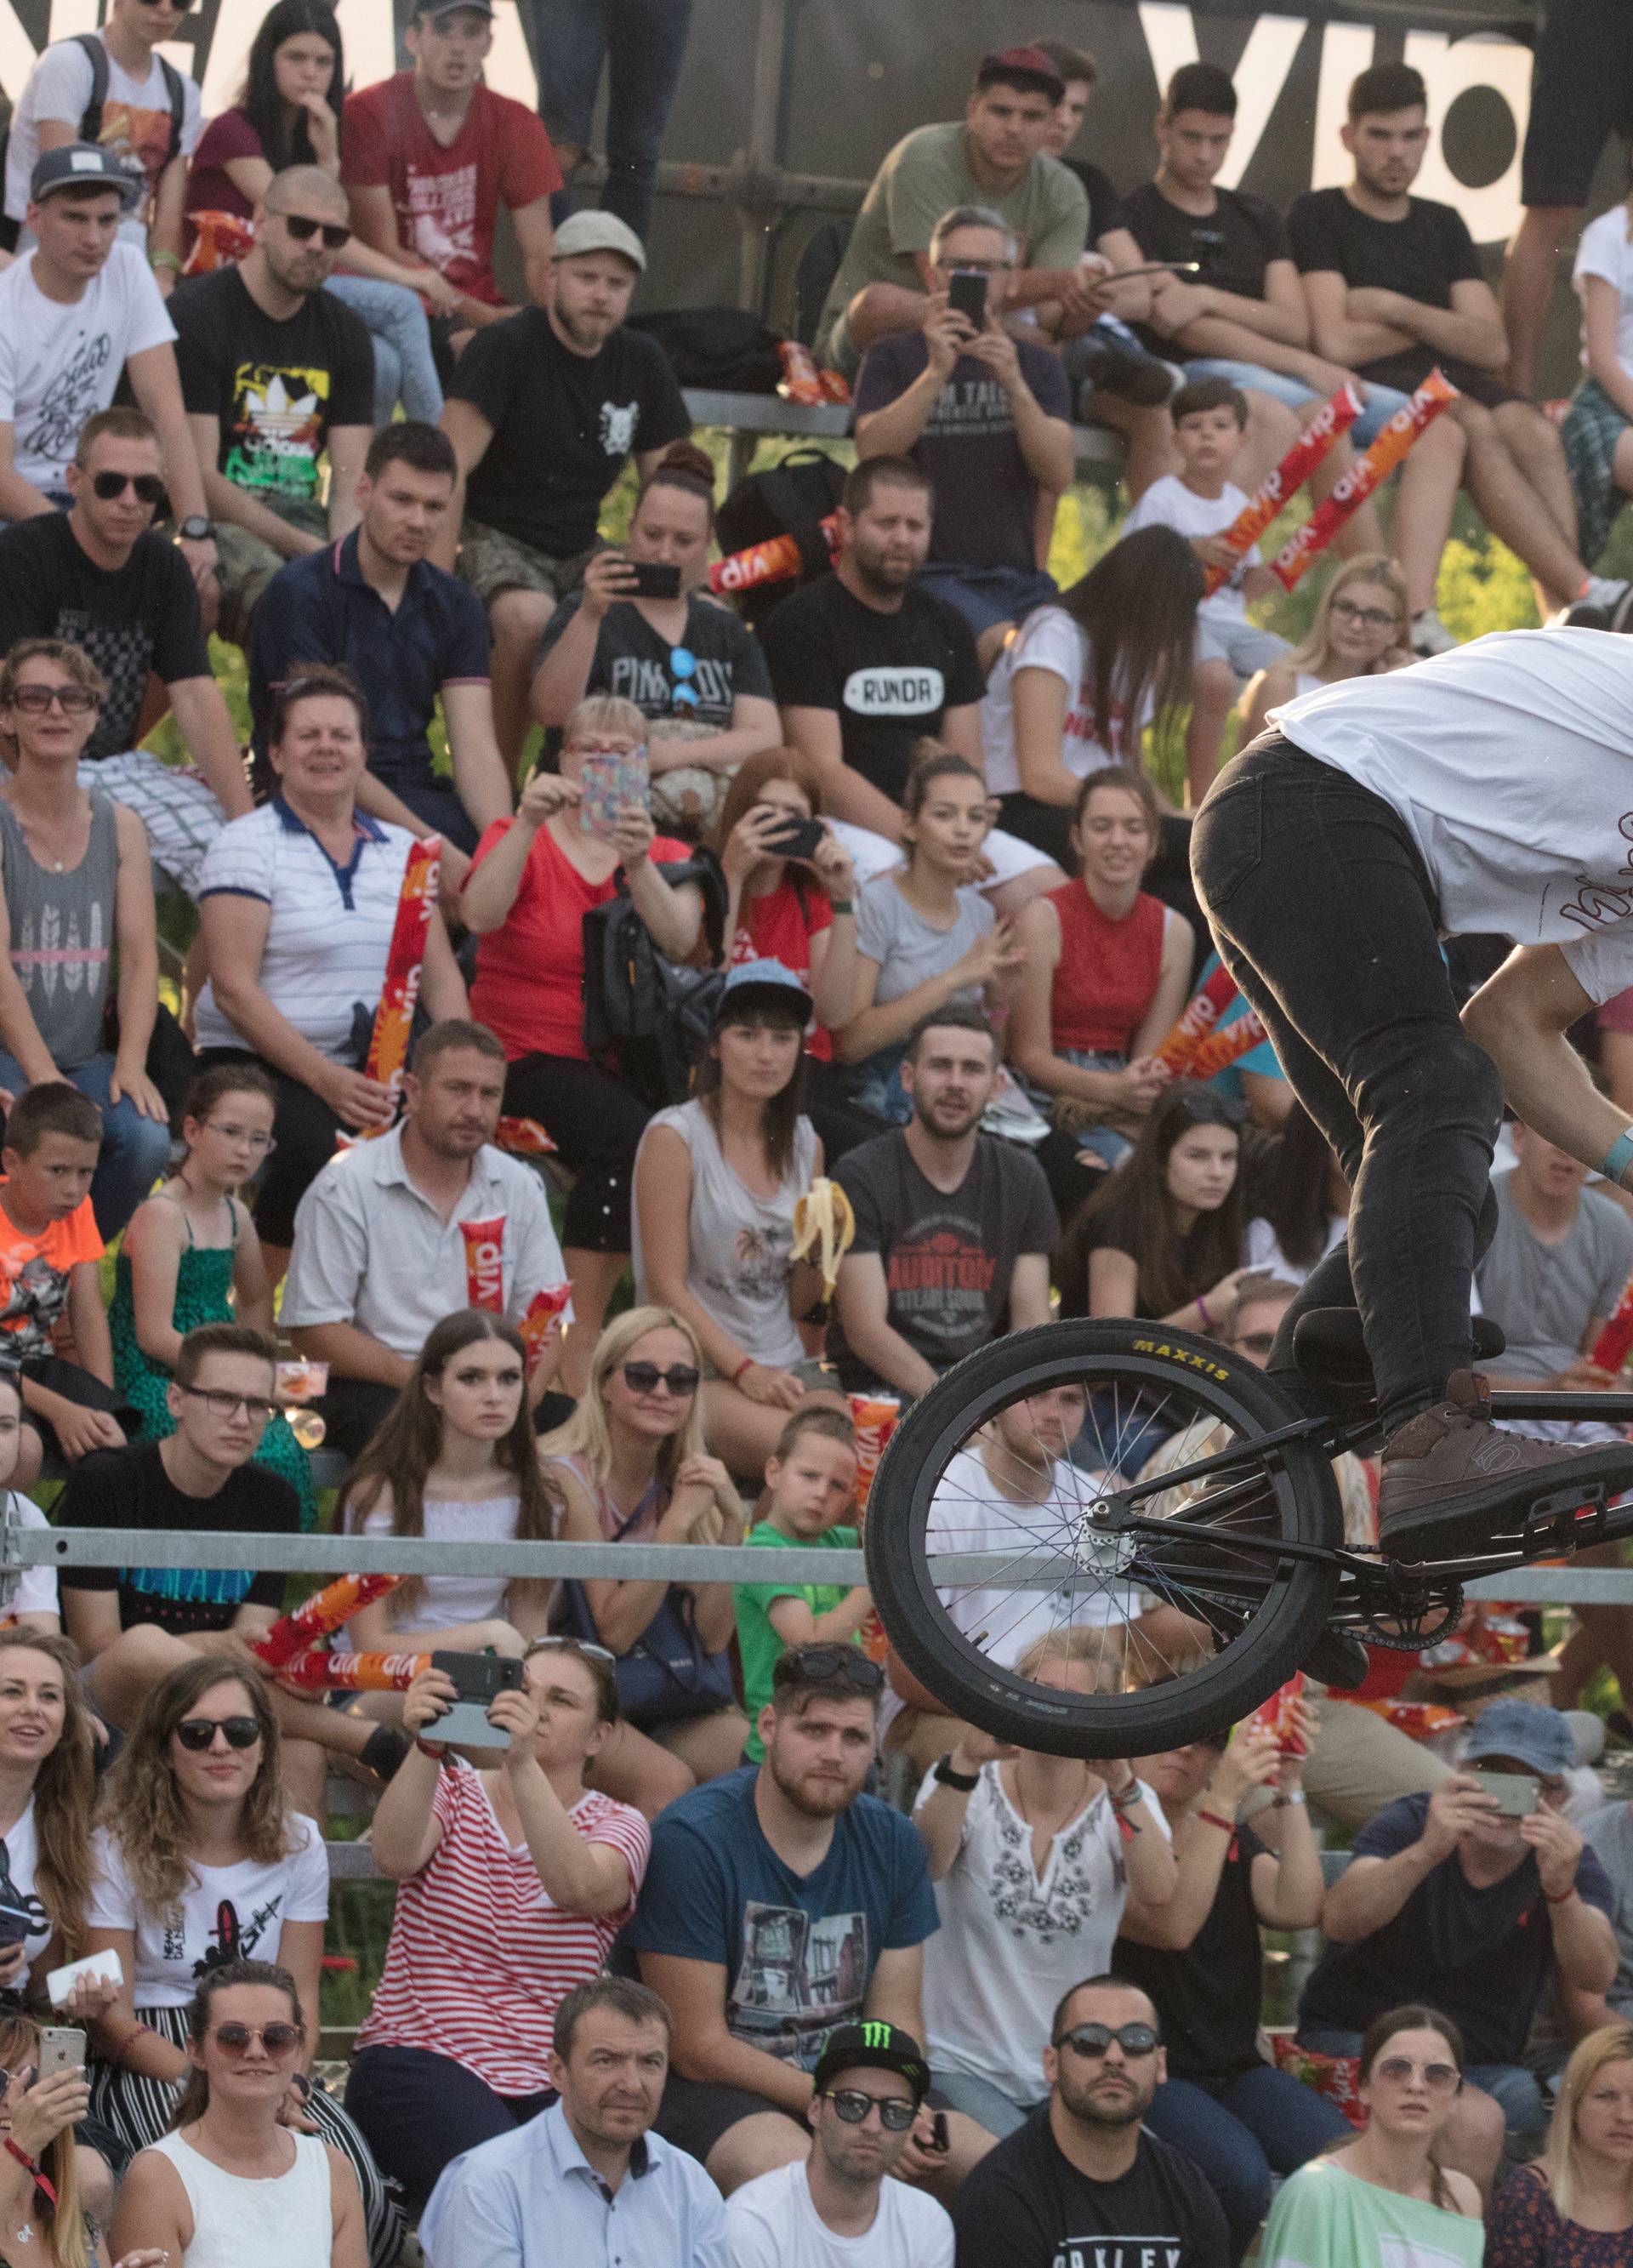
[1181,356,1411,450]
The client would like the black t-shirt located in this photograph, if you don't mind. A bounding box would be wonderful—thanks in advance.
[169,267,375,509]
[1061,157,1120,249]
[56,1439,299,1637]
[759,573,987,805]
[1115,1825,1267,2080]
[448,309,691,558]
[827,1130,1060,1391]
[953,2110,1231,2268]
[1118,181,1294,362]
[534,588,772,729]
[0,514,209,759]
[1287,187,1486,389]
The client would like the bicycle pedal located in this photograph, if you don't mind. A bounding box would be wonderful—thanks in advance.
[1522,1482,1609,1553]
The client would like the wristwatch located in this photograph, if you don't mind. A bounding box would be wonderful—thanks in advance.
[932,1754,980,1792]
[176,515,215,541]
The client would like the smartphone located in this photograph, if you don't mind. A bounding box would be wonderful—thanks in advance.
[578,747,651,839]
[430,1650,525,1750]
[765,816,825,863]
[1472,1769,1539,1816]
[928,2110,950,2154]
[0,1911,30,1952]
[37,2028,86,2080]
[625,561,682,600]
[46,1947,121,2010]
[947,268,987,329]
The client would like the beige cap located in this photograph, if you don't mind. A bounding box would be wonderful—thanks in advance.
[551,209,646,272]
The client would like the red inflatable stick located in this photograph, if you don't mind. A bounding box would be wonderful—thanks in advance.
[708,516,841,597]
[1271,370,1459,590]
[520,1284,573,1373]
[350,837,440,1140]
[1154,965,1239,1074]
[495,1115,556,1156]
[276,1648,430,1693]
[1186,1008,1269,1080]
[1203,383,1362,597]
[462,1218,506,1313]
[1591,1272,1633,1374]
[253,1574,401,1668]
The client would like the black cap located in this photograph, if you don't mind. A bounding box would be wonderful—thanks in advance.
[812,2020,930,2105]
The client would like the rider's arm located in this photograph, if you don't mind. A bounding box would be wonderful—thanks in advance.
[1463,946,1633,1182]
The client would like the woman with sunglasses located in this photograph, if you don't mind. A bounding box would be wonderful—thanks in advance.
[80,1661,398,2268]
[111,1066,313,1525]
[0,639,171,1240]
[344,1637,648,2220]
[1259,2005,1483,2266]
[112,1959,365,2268]
[1487,2020,1633,2265]
[1238,555,1412,744]
[543,1307,748,1817]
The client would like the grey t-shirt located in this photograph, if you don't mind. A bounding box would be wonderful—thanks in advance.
[1583,1800,1633,2020]
[856,874,992,1008]
[1473,1171,1633,1381]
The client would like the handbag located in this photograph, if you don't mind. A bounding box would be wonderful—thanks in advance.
[561,1497,736,1723]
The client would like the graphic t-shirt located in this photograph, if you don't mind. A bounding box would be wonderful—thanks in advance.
[1118,181,1294,361]
[0,1189,101,1362]
[341,73,561,306]
[87,1813,327,2007]
[826,1131,1060,1391]
[0,1796,60,1986]
[1123,472,1261,625]
[622,1764,938,2070]
[0,515,208,757]
[1288,186,1486,390]
[0,245,175,499]
[760,573,987,806]
[3,37,202,242]
[852,333,1073,573]
[536,589,773,730]
[55,1439,299,1637]
[1477,1172,1633,1382]
[953,2112,1231,2268]
[735,1524,862,1764]
[980,607,1145,801]
[169,265,374,507]
[448,309,690,557]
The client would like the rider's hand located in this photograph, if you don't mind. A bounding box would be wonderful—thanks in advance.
[1418,1773,1499,1863]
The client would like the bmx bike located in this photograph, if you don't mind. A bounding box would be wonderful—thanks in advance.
[863,1308,1633,1758]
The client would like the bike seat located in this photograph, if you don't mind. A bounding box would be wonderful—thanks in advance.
[1293,1308,1506,1389]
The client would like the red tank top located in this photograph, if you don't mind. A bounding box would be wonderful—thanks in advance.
[1049,882,1166,1055]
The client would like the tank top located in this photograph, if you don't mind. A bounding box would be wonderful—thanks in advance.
[0,789,117,1071]
[145,2128,331,2267]
[1048,881,1166,1055]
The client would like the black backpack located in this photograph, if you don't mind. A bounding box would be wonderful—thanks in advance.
[626,309,783,395]
[715,447,847,630]
[581,852,729,1108]
[0,33,187,253]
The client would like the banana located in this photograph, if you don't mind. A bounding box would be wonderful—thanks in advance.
[791,1177,856,1300]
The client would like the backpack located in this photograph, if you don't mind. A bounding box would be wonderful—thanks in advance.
[581,852,729,1108]
[714,447,847,630]
[625,308,783,395]
[0,33,187,253]
[1557,584,1633,635]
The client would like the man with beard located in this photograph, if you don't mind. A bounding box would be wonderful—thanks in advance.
[281,1017,571,1452]
[624,1643,994,2195]
[827,1006,1057,1400]
[953,1975,1229,2268]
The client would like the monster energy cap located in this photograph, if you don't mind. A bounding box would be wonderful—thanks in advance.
[812,2020,931,2103]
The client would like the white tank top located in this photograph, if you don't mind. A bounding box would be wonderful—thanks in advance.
[146,2128,331,2267]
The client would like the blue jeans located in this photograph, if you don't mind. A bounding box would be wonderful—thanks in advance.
[324,276,444,426]
[1298,2025,1551,2132]
[929,2067,1041,2140]
[1146,2067,1352,2264]
[919,562,1058,639]
[0,1049,174,1239]
[528,0,696,240]
[1181,356,1412,450]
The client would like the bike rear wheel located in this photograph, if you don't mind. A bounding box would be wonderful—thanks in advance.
[866,1319,1344,1756]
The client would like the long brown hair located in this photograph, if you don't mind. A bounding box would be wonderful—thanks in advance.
[1060,1084,1243,1319]
[695,994,809,1182]
[341,1309,564,1626]
[97,1659,294,1915]
[171,1958,304,2130]
[0,1629,94,1958]
[1057,527,1203,759]
[0,2010,90,2268]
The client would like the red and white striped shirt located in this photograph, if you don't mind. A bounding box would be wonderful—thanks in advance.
[356,1759,650,2094]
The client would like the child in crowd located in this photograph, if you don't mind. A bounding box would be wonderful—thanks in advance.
[735,1405,867,1760]
[1123,378,1291,801]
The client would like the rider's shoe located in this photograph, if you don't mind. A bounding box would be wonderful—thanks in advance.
[1379,1370,1633,1560]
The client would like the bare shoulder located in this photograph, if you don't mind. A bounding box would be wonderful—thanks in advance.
[1442,2167,1483,2220]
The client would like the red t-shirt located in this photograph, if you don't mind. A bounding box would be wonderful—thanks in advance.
[341,73,561,305]
[731,875,835,1063]
[469,818,691,1063]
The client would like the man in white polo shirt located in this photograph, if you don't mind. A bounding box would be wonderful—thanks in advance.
[282,1017,572,1452]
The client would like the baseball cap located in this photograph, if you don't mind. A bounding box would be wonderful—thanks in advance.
[713,957,812,1029]
[418,0,496,18]
[812,2021,930,2106]
[30,143,140,210]
[1463,1699,1576,1779]
[552,209,646,272]
[975,45,1067,100]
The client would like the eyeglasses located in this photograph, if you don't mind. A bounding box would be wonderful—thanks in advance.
[175,1716,264,1752]
[210,2020,304,2056]
[820,2089,917,2130]
[1329,599,1402,630]
[619,1362,700,1398]
[276,214,350,250]
[175,1385,276,1425]
[201,1120,276,1155]
[89,470,166,504]
[1054,2022,1161,2060]
[1372,2055,1461,2093]
[669,647,699,713]
[773,1645,885,1693]
[7,684,99,715]
[524,1636,616,1664]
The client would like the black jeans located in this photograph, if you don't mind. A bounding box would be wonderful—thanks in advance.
[1191,735,1502,1428]
[502,1053,652,1251]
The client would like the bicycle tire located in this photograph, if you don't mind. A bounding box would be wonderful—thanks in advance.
[866,1318,1343,1757]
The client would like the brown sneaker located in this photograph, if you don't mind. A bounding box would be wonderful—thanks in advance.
[1378,1370,1633,1561]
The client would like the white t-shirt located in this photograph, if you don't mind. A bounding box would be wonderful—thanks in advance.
[0,1796,59,1986]
[1574,203,1633,376]
[3,38,202,244]
[980,607,1149,799]
[926,1445,1139,1662]
[349,1494,524,1638]
[726,2157,955,2268]
[1271,628,1633,1006]
[1,1494,59,1625]
[87,1813,328,2007]
[0,245,175,499]
[1123,471,1260,625]
[913,1763,1169,2104]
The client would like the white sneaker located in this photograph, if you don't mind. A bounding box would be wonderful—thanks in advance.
[1581,575,1630,610]
[1409,607,1457,657]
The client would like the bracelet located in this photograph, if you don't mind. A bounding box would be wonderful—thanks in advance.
[1108,1781,1142,1809]
[730,1354,755,1385]
[149,248,183,274]
[1544,1884,1577,1905]
[414,1735,447,1762]
[1196,1294,1213,1330]
[829,898,855,915]
[112,2021,156,2069]
[1272,1790,1307,1809]
[1602,1128,1633,1185]
[1198,1808,1237,1835]
[932,1754,981,1792]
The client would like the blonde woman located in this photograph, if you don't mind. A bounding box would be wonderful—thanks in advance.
[0,2009,164,2268]
[542,1308,748,1817]
[1238,555,1412,743]
[1487,2020,1633,2263]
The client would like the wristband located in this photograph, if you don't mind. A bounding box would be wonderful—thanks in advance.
[149,249,183,274]
[1198,1808,1236,1835]
[1109,1781,1142,1809]
[730,1354,755,1385]
[1273,1790,1307,1809]
[1603,1129,1633,1185]
[932,1754,981,1792]
[414,1735,447,1762]
[829,899,855,915]
[1544,1884,1576,1905]
[1196,1294,1213,1331]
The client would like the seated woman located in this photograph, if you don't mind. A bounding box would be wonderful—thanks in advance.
[0,1630,100,2007]
[463,694,702,1380]
[634,960,834,1474]
[1562,181,1633,572]
[834,748,1023,1125]
[531,444,780,839]
[184,0,446,428]
[0,2009,121,2268]
[0,640,172,1240]
[110,1066,313,1525]
[1238,554,1411,742]
[1009,766,1192,1180]
[1245,1102,1350,1288]
[82,1660,398,2268]
[340,1310,563,1682]
[543,1308,748,1816]
[193,663,467,1278]
[1487,2020,1633,2265]
[112,1959,366,2268]
[344,1639,648,2220]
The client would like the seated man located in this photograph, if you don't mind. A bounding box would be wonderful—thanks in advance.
[1577,1788,1633,2033]
[828,1007,1057,1403]
[623,1641,992,2195]
[438,208,690,767]
[250,421,510,864]
[0,405,250,898]
[1298,1701,1617,2189]
[1290,61,1625,636]
[280,1018,571,1456]
[168,165,373,650]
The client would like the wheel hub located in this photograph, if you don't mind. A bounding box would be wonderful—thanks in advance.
[1073,1499,1141,1581]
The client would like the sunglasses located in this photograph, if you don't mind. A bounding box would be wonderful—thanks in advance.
[821,2088,916,2130]
[276,214,350,249]
[89,470,165,504]
[524,1636,615,1664]
[619,1362,700,1398]
[1054,2022,1161,2060]
[1372,2055,1461,2093]
[210,2021,304,2056]
[175,1716,263,1752]
[8,683,98,715]
[773,1645,885,1693]
[175,1385,277,1425]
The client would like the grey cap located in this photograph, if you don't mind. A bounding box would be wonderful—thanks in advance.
[418,0,496,15]
[552,208,646,272]
[30,142,141,209]
[714,957,812,1028]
